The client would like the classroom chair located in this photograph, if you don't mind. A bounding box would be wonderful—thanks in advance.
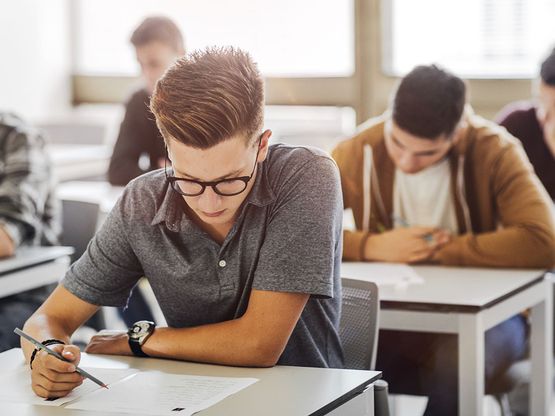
[61,199,99,263]
[61,199,105,333]
[340,278,390,416]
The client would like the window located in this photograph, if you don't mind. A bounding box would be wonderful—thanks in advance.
[74,0,354,77]
[384,0,555,78]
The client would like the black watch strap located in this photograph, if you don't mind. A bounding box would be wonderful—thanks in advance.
[128,339,149,357]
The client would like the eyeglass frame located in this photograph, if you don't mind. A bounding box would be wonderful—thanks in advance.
[165,135,263,197]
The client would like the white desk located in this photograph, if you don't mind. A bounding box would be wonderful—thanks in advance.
[57,181,124,217]
[0,349,381,416]
[51,144,112,182]
[342,263,553,416]
[0,246,73,298]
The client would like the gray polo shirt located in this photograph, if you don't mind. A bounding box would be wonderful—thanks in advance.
[62,143,344,368]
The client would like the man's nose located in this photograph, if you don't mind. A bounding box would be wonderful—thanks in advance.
[197,186,222,210]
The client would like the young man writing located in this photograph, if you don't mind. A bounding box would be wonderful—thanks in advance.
[333,65,555,415]
[23,47,344,399]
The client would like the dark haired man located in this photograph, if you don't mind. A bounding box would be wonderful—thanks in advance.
[333,65,555,415]
[497,47,555,201]
[23,47,344,399]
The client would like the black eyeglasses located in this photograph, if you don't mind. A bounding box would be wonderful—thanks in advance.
[165,136,262,197]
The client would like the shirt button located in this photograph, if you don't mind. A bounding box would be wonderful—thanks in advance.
[218,260,227,268]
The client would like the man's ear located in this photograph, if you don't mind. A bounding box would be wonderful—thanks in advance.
[257,129,272,162]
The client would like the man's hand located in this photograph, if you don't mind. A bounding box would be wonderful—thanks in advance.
[31,344,83,398]
[364,227,451,263]
[85,330,132,356]
[0,225,15,258]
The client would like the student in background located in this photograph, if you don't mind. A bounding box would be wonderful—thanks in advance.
[496,47,555,201]
[0,113,59,352]
[332,65,555,415]
[108,16,185,327]
[23,47,344,399]
[108,16,185,186]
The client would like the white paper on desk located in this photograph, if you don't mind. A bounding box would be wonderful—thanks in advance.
[341,262,424,286]
[0,366,137,406]
[66,371,258,415]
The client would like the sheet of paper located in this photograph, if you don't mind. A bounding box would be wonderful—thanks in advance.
[0,366,137,406]
[341,262,424,287]
[66,371,258,415]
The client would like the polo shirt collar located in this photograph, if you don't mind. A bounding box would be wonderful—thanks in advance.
[244,161,275,208]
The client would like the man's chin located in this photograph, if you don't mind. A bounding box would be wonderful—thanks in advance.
[198,209,230,223]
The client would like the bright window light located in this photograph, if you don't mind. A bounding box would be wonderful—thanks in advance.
[384,0,555,78]
[74,0,354,77]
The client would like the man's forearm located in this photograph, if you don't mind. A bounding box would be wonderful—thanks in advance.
[143,317,283,367]
[22,314,73,363]
[436,226,555,268]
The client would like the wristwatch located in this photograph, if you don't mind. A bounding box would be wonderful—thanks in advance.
[127,320,155,357]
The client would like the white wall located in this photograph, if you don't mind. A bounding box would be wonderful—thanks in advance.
[0,0,71,121]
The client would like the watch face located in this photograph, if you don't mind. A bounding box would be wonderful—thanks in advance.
[128,321,154,344]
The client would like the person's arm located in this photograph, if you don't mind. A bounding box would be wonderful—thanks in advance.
[22,285,99,398]
[435,141,555,268]
[108,93,151,186]
[0,123,55,249]
[22,187,145,398]
[363,227,451,263]
[87,289,308,367]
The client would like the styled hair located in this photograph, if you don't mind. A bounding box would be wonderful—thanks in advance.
[150,46,264,149]
[130,16,185,53]
[540,47,555,86]
[392,64,466,139]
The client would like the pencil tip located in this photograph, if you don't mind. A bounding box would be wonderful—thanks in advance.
[102,384,109,389]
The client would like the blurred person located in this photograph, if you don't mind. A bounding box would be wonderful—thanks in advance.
[333,65,555,415]
[496,47,555,201]
[0,112,59,351]
[108,16,185,186]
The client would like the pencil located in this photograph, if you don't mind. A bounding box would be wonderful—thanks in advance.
[14,328,108,389]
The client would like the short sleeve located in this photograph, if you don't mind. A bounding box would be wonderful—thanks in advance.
[61,190,144,306]
[252,156,343,298]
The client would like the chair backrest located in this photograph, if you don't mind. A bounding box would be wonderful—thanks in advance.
[339,278,380,370]
[61,199,100,263]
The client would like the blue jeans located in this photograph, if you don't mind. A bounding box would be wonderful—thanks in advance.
[376,314,528,416]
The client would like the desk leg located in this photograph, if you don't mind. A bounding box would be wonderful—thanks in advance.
[530,279,553,416]
[458,313,484,416]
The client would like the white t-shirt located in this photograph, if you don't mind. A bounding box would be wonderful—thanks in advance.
[393,158,459,234]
